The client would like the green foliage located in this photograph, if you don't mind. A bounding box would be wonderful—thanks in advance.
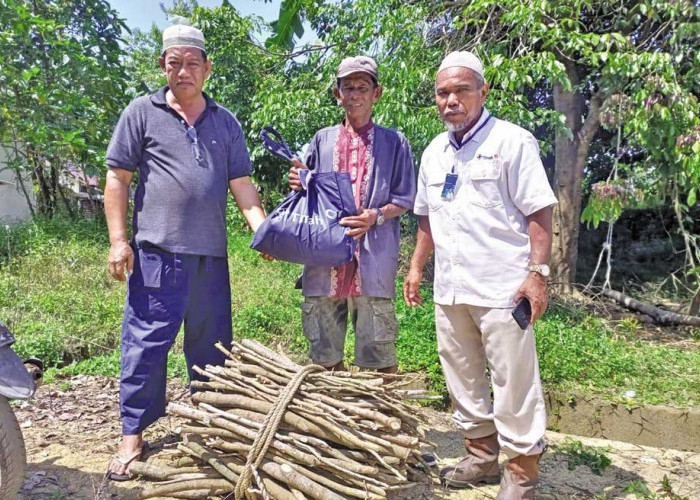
[47,350,121,381]
[246,0,444,197]
[267,0,307,50]
[227,231,308,356]
[47,349,189,384]
[615,317,642,338]
[0,217,123,366]
[581,180,644,228]
[443,0,698,139]
[0,0,129,215]
[193,4,268,122]
[2,219,698,408]
[536,303,699,406]
[624,475,689,500]
[558,438,612,475]
[394,286,445,397]
[163,0,199,19]
[123,26,165,98]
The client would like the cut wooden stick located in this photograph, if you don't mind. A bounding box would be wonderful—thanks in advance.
[140,339,434,499]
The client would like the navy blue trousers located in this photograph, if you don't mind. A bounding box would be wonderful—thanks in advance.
[119,244,232,435]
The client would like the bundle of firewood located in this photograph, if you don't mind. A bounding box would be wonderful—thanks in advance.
[131,339,435,499]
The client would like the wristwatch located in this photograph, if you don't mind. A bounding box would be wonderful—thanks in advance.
[375,208,385,226]
[528,264,550,277]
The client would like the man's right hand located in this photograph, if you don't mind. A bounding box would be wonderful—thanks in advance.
[108,241,134,282]
[288,158,308,192]
[403,267,423,306]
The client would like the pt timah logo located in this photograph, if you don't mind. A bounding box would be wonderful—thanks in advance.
[477,153,498,160]
[276,208,340,228]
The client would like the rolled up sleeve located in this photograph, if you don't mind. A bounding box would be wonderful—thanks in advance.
[389,135,417,209]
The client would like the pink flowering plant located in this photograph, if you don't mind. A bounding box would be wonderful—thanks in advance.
[581,180,644,228]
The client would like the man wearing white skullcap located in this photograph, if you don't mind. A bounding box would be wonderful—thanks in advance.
[104,24,270,480]
[404,51,557,498]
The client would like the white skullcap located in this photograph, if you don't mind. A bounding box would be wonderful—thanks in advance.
[162,24,206,54]
[437,51,484,78]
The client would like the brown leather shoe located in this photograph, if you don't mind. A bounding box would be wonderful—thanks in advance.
[439,432,500,488]
[495,451,544,499]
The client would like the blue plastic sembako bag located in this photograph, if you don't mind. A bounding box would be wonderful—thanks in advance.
[251,127,358,266]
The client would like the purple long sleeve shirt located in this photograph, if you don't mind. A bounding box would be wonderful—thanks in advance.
[302,124,417,299]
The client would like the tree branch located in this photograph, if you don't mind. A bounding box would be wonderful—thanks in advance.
[577,89,604,155]
[242,39,337,61]
[602,289,700,326]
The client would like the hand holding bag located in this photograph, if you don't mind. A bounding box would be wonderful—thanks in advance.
[251,127,357,266]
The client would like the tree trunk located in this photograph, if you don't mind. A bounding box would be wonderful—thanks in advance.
[31,148,52,216]
[551,79,603,294]
[671,185,700,315]
[53,161,75,218]
[551,83,584,293]
[14,168,35,219]
[687,285,700,316]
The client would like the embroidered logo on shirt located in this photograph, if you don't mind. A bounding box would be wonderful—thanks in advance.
[211,140,217,145]
[477,153,498,160]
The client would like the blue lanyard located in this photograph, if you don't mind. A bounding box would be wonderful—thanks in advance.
[451,115,492,173]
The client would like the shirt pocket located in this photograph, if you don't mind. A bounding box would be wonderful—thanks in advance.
[467,160,503,208]
[426,178,447,212]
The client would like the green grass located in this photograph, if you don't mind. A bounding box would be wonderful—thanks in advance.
[1,216,698,408]
[45,349,189,384]
[0,217,124,366]
[623,476,690,500]
[556,438,612,475]
[536,304,699,406]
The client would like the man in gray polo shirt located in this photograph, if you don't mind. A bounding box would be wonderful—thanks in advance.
[104,25,268,480]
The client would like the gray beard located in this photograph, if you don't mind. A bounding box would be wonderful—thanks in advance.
[443,118,470,133]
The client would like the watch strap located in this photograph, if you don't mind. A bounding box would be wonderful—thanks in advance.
[528,264,548,277]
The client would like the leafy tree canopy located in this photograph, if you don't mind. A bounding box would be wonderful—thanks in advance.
[0,0,129,215]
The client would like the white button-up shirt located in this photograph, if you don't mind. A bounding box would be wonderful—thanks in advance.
[414,109,558,307]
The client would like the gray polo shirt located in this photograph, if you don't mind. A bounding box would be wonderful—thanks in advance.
[106,86,252,257]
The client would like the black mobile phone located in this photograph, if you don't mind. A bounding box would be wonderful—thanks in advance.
[512,297,532,330]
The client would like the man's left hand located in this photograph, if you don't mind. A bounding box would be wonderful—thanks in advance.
[514,272,549,324]
[340,209,378,240]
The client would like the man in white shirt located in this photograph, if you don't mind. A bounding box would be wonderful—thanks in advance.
[404,51,557,499]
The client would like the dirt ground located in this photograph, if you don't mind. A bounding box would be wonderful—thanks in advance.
[12,375,700,499]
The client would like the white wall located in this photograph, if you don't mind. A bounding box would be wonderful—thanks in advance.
[0,147,35,224]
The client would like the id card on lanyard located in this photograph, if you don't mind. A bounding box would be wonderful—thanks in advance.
[441,114,492,201]
[441,173,458,201]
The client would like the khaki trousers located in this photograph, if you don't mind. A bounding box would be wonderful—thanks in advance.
[435,303,547,458]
